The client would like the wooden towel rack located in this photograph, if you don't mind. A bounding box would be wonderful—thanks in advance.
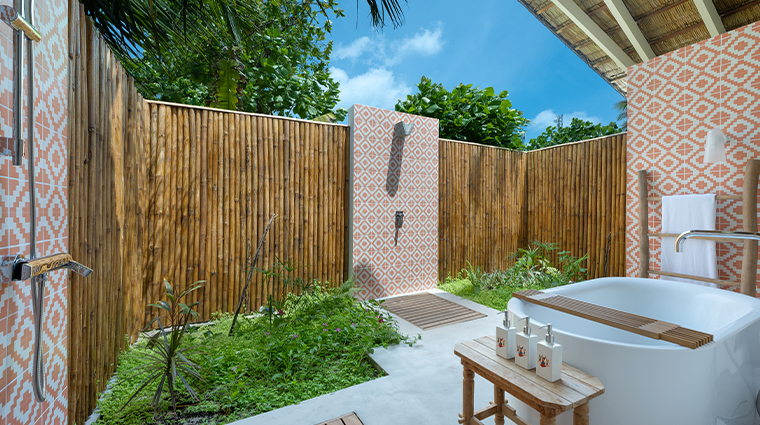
[638,159,760,296]
[513,289,713,349]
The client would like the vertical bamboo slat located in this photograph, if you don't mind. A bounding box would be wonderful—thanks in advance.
[437,135,627,280]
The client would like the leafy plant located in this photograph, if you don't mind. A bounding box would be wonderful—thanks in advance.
[526,117,621,150]
[120,278,206,414]
[97,281,417,425]
[396,76,528,149]
[94,0,349,120]
[614,99,628,131]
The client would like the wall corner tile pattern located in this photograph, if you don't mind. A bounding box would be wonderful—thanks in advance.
[626,20,760,292]
[349,105,439,299]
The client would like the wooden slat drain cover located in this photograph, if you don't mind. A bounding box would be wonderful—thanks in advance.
[315,412,364,425]
[381,292,487,331]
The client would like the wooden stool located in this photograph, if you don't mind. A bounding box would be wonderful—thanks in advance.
[455,336,604,425]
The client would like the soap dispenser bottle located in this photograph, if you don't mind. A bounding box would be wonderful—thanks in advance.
[495,310,517,359]
[515,316,539,370]
[536,323,563,382]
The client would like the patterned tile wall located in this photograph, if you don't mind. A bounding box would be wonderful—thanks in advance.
[348,105,439,299]
[626,20,760,293]
[0,0,69,423]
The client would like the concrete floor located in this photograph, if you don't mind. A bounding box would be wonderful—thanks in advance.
[230,289,544,425]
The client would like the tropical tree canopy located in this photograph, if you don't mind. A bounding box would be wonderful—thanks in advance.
[77,0,409,119]
[525,117,621,150]
[395,76,529,149]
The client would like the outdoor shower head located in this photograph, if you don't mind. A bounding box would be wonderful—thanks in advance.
[394,121,414,137]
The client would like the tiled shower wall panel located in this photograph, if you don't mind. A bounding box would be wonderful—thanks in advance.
[349,105,439,299]
[626,20,760,292]
[0,0,69,424]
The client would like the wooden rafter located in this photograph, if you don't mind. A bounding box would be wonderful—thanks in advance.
[551,0,634,68]
[604,0,656,60]
[693,0,727,36]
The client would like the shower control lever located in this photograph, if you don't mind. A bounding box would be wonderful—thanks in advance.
[394,211,404,246]
[12,253,93,281]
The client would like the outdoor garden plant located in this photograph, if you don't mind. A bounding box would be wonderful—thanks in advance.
[438,241,587,310]
[95,276,418,425]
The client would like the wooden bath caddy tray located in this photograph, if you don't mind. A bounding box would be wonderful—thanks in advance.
[513,290,713,349]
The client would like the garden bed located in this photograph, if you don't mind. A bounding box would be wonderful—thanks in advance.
[94,283,417,425]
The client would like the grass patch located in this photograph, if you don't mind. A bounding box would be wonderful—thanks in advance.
[438,241,588,311]
[95,283,418,425]
[437,277,543,311]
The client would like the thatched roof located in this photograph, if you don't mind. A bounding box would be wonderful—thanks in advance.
[517,0,760,96]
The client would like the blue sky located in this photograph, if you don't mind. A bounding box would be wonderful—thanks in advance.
[327,0,625,140]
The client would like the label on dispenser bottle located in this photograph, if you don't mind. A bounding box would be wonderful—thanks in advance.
[517,344,527,357]
[497,337,505,348]
[538,354,550,368]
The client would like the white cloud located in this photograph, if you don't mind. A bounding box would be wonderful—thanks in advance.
[333,23,444,67]
[333,36,373,61]
[331,67,411,111]
[526,109,602,138]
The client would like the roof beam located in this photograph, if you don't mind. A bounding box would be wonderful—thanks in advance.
[550,0,635,69]
[604,0,656,61]
[693,0,726,37]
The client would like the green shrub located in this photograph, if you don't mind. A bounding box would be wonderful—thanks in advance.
[96,282,418,425]
[439,242,587,310]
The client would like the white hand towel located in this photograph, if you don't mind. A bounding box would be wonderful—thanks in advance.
[661,194,717,287]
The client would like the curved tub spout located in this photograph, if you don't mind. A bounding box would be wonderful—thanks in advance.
[675,230,760,252]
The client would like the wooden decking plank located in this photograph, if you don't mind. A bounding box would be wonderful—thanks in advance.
[381,292,486,330]
[315,412,363,425]
[513,290,712,349]
[414,310,485,327]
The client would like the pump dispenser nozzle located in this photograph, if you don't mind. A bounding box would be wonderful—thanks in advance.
[539,323,554,344]
[502,310,509,327]
[523,316,531,334]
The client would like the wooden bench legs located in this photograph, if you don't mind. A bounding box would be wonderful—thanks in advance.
[573,403,590,425]
[494,386,505,425]
[462,367,475,424]
[459,360,591,425]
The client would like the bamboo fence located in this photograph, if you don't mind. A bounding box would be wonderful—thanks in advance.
[67,6,349,424]
[438,134,627,280]
[438,139,528,277]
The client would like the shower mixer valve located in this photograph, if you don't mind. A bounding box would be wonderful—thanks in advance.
[9,252,91,403]
[394,211,404,246]
[12,252,92,281]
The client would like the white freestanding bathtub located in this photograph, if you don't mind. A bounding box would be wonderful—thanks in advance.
[507,277,760,425]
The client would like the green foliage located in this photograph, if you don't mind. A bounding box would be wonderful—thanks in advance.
[506,241,587,288]
[614,99,628,131]
[395,76,528,149]
[108,0,347,120]
[526,117,621,150]
[120,279,206,414]
[439,242,587,310]
[437,277,535,311]
[80,0,408,63]
[97,281,417,424]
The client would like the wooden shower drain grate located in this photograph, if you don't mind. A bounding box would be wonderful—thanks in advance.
[315,412,363,425]
[381,292,487,331]
[513,290,713,349]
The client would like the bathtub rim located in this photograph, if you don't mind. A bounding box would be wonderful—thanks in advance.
[506,277,760,351]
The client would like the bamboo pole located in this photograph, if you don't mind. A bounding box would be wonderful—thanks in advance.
[638,170,649,278]
[741,159,760,296]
